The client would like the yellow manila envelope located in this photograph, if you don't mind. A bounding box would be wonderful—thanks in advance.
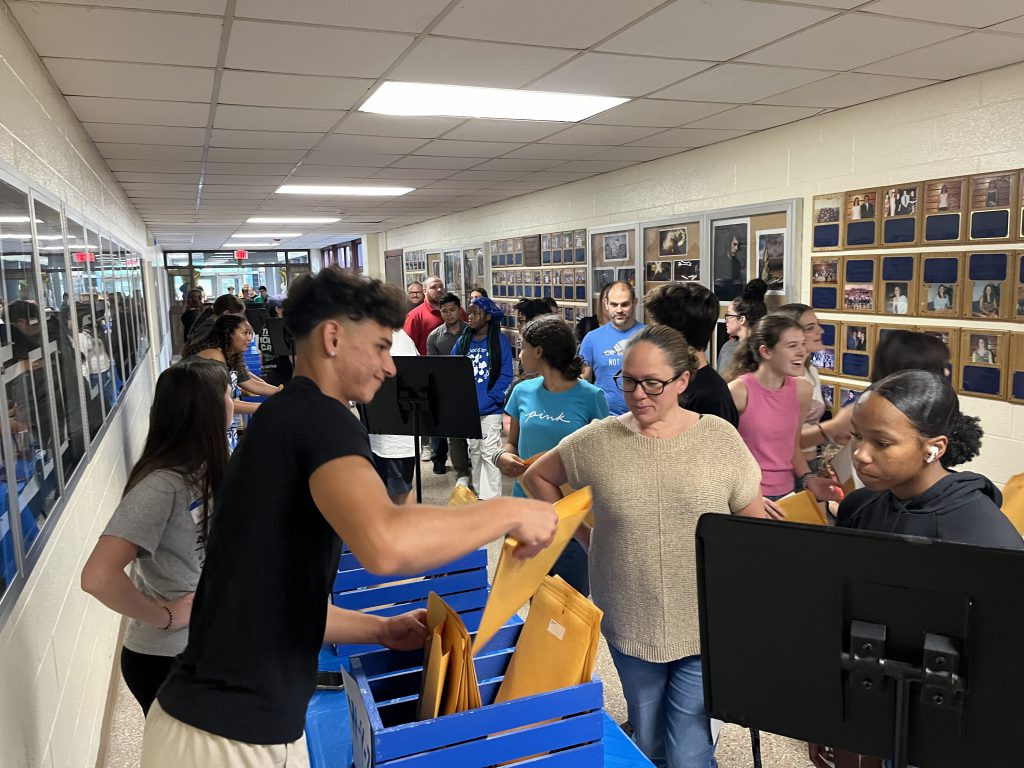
[417,597,451,720]
[419,592,483,719]
[471,487,593,655]
[449,484,479,507]
[1002,472,1024,535]
[521,452,588,524]
[495,575,603,703]
[778,489,828,526]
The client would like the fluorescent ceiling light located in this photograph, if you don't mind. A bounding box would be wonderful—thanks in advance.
[229,232,303,238]
[222,242,273,248]
[0,216,41,223]
[276,185,413,197]
[247,217,340,224]
[0,234,65,240]
[361,81,628,122]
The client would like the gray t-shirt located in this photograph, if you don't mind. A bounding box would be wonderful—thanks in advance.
[716,338,739,377]
[101,469,208,656]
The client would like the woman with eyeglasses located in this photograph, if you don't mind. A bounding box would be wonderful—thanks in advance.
[524,324,766,768]
[716,278,767,380]
[728,314,842,503]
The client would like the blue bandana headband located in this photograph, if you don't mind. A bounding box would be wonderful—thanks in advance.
[471,296,505,320]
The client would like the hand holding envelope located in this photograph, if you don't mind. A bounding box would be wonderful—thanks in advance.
[776,489,829,526]
[417,592,482,721]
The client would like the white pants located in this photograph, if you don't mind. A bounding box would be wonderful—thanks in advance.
[468,413,504,500]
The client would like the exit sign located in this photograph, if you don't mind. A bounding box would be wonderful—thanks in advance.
[234,249,248,260]
[72,251,95,262]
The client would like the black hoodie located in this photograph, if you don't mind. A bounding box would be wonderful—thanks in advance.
[837,471,1024,550]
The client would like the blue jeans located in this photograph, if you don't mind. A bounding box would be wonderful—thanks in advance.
[608,646,718,768]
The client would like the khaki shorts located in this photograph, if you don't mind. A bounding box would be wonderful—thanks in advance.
[141,700,310,768]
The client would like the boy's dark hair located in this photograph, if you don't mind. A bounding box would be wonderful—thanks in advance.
[439,292,461,308]
[514,298,551,323]
[645,283,719,350]
[8,299,40,324]
[872,330,949,383]
[542,296,558,312]
[284,267,407,340]
[213,293,245,316]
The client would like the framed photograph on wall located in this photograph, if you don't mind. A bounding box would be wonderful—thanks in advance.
[919,253,963,317]
[958,330,1008,400]
[601,232,629,262]
[843,188,880,249]
[881,183,921,246]
[965,250,1011,320]
[645,260,672,283]
[755,228,785,294]
[839,321,874,380]
[819,380,837,418]
[839,383,866,410]
[618,268,636,287]
[1009,333,1024,405]
[812,193,843,251]
[968,171,1017,243]
[842,255,878,313]
[711,217,749,301]
[674,259,700,282]
[917,327,959,381]
[880,254,917,317]
[1015,251,1024,321]
[659,227,688,257]
[810,321,837,374]
[922,177,966,244]
[810,256,840,311]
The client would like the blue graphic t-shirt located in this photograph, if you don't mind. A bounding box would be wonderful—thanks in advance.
[579,321,646,415]
[505,377,609,496]
[464,333,513,416]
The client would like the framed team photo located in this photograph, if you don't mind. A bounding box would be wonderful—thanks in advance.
[842,256,878,313]
[812,193,843,251]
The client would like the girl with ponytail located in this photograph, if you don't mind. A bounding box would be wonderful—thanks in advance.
[497,315,609,594]
[453,296,514,500]
[717,278,767,379]
[729,314,842,503]
[837,369,1022,549]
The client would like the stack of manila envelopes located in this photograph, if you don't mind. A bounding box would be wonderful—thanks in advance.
[417,592,482,721]
[777,489,829,526]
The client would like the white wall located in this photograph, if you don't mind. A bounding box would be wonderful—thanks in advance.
[0,7,157,768]
[385,62,1024,486]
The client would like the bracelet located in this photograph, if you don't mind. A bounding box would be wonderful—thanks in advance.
[817,423,828,442]
[491,449,505,466]
[158,605,173,631]
[798,471,816,484]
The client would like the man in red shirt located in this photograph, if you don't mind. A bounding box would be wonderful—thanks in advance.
[404,276,467,354]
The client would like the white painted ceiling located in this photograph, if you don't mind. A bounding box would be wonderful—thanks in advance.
[10,0,1024,251]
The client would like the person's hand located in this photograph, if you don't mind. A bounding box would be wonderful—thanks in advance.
[378,609,429,652]
[763,497,786,520]
[158,592,195,631]
[496,452,527,478]
[805,475,845,504]
[508,500,559,560]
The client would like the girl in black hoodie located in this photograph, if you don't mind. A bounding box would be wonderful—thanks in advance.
[837,369,1022,549]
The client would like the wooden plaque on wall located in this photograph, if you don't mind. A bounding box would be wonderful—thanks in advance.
[839,321,875,381]
[812,193,843,251]
[968,171,1018,244]
[918,253,963,318]
[810,256,840,311]
[1009,333,1024,405]
[922,177,966,245]
[958,329,1008,400]
[841,255,879,314]
[881,183,921,246]
[843,188,881,249]
[879,253,917,317]
[964,250,1012,321]
[916,326,960,382]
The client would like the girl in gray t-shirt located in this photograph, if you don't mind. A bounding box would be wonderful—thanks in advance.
[81,360,231,714]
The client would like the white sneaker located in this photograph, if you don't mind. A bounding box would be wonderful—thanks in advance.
[420,445,432,461]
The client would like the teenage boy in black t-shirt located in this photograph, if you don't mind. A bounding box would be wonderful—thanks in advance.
[645,282,740,427]
[144,269,558,765]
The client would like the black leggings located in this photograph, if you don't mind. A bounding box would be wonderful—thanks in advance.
[120,646,174,715]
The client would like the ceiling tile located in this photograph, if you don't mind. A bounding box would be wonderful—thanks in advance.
[214,105,344,132]
[82,123,206,145]
[628,128,751,147]
[114,171,201,184]
[336,113,464,139]
[320,134,427,154]
[990,16,1024,33]
[780,0,863,7]
[387,38,576,89]
[390,156,483,170]
[598,0,833,61]
[739,14,963,70]
[210,129,319,149]
[10,4,224,66]
[108,159,202,174]
[446,170,527,182]
[651,63,833,103]
[503,143,610,160]
[218,71,373,110]
[306,150,404,166]
[553,159,634,173]
[204,163,297,175]
[517,170,597,183]
[585,99,733,127]
[440,120,566,143]
[206,147,308,163]
[470,158,566,172]
[433,0,664,49]
[685,104,821,130]
[856,32,1024,80]
[96,143,204,161]
[66,96,210,127]
[288,165,378,178]
[44,59,214,102]
[861,0,1023,28]
[234,0,450,33]
[530,53,713,97]
[32,0,226,12]
[226,20,412,77]
[412,140,525,157]
[539,124,662,145]
[426,180,496,191]
[586,146,683,162]
[760,72,935,108]
[369,168,458,180]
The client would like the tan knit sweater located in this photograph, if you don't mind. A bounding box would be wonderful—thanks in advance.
[559,414,762,663]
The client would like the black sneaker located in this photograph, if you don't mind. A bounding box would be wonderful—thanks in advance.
[432,461,447,475]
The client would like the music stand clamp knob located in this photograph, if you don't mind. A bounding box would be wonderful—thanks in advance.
[922,633,964,710]
[844,620,887,692]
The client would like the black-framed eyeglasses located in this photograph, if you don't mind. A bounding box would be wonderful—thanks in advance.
[613,372,681,395]
[724,313,741,320]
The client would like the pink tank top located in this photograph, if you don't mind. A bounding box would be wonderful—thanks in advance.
[737,373,799,496]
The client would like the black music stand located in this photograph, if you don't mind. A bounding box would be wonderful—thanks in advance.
[695,515,1024,768]
[360,356,482,503]
[259,317,294,357]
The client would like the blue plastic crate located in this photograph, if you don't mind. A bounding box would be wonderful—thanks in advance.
[343,617,604,768]
[332,548,489,658]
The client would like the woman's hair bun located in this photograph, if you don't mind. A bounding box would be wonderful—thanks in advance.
[742,278,768,302]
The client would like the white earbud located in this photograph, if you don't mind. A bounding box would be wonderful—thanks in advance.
[926,446,939,464]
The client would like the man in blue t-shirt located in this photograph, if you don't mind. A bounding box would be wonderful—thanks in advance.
[579,281,645,414]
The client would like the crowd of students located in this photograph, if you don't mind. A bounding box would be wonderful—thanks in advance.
[79,267,1020,768]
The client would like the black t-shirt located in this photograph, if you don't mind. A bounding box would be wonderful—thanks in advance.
[837,471,1024,550]
[158,377,372,744]
[680,365,739,428]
